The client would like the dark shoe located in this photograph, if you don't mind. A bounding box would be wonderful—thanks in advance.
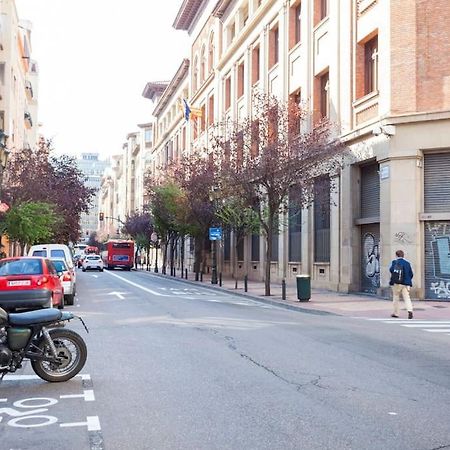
[391,314,399,318]
[408,311,413,319]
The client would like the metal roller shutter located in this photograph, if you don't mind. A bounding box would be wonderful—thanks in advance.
[424,153,450,213]
[360,163,380,218]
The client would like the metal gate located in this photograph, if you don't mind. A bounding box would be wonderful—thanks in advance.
[424,153,450,299]
[361,224,381,293]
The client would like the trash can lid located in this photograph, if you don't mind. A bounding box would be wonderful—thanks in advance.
[296,274,310,278]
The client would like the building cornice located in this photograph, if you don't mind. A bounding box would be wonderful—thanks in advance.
[153,59,190,117]
[173,0,207,30]
[142,81,170,101]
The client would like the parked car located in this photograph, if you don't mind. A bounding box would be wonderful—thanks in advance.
[0,257,64,311]
[51,259,76,306]
[82,255,104,272]
[28,243,77,287]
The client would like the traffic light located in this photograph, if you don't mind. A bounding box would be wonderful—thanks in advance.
[99,212,104,221]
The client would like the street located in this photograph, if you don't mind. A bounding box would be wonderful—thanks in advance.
[1,269,450,450]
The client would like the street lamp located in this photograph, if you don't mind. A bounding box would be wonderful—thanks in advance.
[151,231,159,273]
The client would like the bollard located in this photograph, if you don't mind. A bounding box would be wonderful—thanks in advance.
[219,272,222,287]
[185,268,188,279]
[282,279,286,300]
[244,275,248,292]
[200,272,203,282]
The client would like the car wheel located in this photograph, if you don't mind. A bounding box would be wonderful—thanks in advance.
[100,268,104,272]
[82,268,86,272]
[57,298,64,310]
[65,294,75,306]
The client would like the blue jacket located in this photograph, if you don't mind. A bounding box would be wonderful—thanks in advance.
[389,258,413,286]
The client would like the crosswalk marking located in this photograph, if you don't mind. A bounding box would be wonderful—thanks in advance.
[357,318,450,336]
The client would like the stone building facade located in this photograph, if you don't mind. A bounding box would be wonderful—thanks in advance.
[166,0,450,300]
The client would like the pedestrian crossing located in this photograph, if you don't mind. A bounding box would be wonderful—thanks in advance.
[362,318,450,335]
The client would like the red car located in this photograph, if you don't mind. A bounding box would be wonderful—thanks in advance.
[0,257,64,311]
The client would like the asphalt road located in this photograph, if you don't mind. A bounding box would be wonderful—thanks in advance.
[2,269,450,450]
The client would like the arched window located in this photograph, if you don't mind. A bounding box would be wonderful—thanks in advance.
[208,32,215,72]
[193,55,199,91]
[200,45,206,83]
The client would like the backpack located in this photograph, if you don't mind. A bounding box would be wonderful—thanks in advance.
[391,261,404,284]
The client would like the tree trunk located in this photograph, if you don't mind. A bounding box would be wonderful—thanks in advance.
[194,235,202,280]
[162,238,168,275]
[181,236,185,276]
[264,219,273,296]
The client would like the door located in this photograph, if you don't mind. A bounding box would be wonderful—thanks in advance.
[361,224,381,294]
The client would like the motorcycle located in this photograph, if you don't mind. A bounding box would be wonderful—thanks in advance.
[0,306,88,383]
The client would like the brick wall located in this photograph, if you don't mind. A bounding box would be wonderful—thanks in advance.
[391,0,450,114]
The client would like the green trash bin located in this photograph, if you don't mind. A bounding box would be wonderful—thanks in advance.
[296,274,311,302]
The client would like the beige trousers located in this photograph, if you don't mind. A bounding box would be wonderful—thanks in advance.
[392,284,413,315]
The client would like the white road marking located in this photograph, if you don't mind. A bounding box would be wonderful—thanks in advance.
[3,373,90,382]
[401,324,450,328]
[60,390,95,402]
[424,329,450,333]
[107,291,126,300]
[13,398,58,408]
[60,415,101,431]
[91,275,98,279]
[104,271,169,296]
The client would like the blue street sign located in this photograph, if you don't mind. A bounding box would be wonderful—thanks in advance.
[209,227,222,241]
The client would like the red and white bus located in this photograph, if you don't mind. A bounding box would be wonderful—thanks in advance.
[102,240,134,270]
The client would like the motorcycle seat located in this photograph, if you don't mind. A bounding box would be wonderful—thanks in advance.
[8,309,62,326]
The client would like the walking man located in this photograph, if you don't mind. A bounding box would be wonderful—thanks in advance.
[389,250,414,319]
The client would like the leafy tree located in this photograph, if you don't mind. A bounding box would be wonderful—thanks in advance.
[4,139,96,244]
[123,212,153,269]
[2,201,61,254]
[87,232,105,251]
[170,153,218,277]
[215,196,260,287]
[212,92,346,295]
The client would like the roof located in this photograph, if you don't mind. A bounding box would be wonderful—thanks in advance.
[173,0,206,30]
[153,59,190,117]
[142,81,170,101]
[212,0,233,18]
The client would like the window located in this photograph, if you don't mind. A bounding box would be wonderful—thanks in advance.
[237,239,244,261]
[288,186,302,262]
[224,228,231,261]
[251,234,260,262]
[236,131,244,168]
[225,76,231,110]
[252,45,260,84]
[269,26,279,68]
[208,95,215,126]
[251,119,260,157]
[208,32,215,71]
[193,56,199,91]
[237,62,245,98]
[314,176,330,263]
[320,0,328,20]
[290,2,302,48]
[364,36,378,95]
[320,71,329,119]
[241,3,249,28]
[200,45,206,83]
[228,22,235,45]
[289,90,301,136]
[144,129,152,144]
[200,104,206,131]
[271,216,279,262]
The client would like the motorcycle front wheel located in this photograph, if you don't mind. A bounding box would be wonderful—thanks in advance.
[31,328,87,382]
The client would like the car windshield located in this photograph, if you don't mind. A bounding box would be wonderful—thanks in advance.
[52,260,67,272]
[0,259,43,276]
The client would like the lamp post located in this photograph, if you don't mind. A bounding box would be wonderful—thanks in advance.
[151,231,159,273]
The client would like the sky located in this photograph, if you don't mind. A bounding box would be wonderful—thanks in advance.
[15,0,189,160]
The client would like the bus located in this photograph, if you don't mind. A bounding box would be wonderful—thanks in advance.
[85,246,99,255]
[102,240,134,270]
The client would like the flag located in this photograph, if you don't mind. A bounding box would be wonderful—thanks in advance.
[182,99,203,122]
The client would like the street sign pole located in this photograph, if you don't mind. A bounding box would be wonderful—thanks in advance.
[209,227,222,285]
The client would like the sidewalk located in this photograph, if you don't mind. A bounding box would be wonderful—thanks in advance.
[137,267,450,320]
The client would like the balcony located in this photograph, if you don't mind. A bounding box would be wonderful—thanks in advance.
[24,111,33,129]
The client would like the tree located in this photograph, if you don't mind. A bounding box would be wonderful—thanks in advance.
[212,92,346,295]
[215,196,260,288]
[2,201,61,254]
[123,212,153,269]
[170,153,219,277]
[4,139,96,244]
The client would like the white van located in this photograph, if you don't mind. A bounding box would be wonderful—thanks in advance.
[28,244,74,270]
[27,244,77,306]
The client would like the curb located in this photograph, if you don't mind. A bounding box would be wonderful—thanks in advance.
[134,269,337,316]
